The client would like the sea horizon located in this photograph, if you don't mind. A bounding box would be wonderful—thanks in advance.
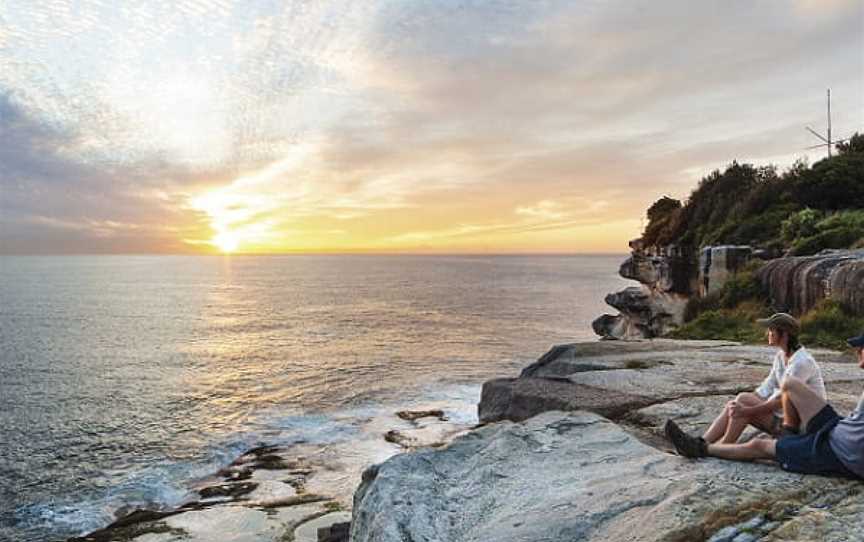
[0,253,632,541]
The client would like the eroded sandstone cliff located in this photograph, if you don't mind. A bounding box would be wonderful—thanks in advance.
[594,246,864,340]
[759,249,864,315]
[593,243,752,339]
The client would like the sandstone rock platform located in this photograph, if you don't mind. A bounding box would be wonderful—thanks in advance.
[353,340,864,542]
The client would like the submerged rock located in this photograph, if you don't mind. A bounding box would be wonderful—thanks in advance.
[68,445,338,542]
[395,409,446,421]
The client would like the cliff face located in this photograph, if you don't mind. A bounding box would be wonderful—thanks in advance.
[758,250,864,315]
[351,341,864,542]
[595,245,864,340]
[593,243,748,339]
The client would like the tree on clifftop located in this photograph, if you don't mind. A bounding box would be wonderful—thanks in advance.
[642,196,682,247]
[837,132,864,155]
[639,133,863,252]
[793,134,864,210]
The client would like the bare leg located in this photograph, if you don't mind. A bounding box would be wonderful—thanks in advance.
[782,377,827,431]
[720,392,776,444]
[702,402,733,443]
[708,437,776,461]
[782,391,801,431]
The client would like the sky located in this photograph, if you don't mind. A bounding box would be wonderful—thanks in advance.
[0,0,862,254]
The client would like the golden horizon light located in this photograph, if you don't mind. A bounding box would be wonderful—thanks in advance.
[1,1,861,255]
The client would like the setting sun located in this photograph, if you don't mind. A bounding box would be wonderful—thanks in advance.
[213,231,239,253]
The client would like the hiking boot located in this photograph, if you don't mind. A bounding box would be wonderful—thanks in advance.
[664,420,707,458]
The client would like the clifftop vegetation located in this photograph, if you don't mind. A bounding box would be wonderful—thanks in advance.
[642,133,864,255]
[652,134,864,349]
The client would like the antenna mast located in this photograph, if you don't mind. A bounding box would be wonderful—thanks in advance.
[805,88,849,158]
[827,89,832,158]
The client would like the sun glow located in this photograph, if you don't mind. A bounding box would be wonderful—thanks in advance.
[190,189,251,253]
[213,230,240,253]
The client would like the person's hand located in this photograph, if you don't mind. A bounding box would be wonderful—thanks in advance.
[729,401,749,419]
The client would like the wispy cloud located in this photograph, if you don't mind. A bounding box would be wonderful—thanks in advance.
[0,0,861,253]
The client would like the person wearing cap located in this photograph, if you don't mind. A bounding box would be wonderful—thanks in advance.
[699,313,826,446]
[664,332,864,480]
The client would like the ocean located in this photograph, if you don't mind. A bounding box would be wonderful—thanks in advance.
[0,254,630,542]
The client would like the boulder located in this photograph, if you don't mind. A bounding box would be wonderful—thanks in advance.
[351,410,862,542]
[594,286,689,339]
[758,250,864,315]
[619,249,696,294]
[482,340,864,425]
[348,340,864,541]
[478,377,653,424]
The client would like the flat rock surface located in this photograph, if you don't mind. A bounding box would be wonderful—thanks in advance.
[357,340,864,542]
[483,341,864,425]
[352,410,862,542]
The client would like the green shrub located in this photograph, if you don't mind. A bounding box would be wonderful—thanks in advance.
[792,152,864,211]
[682,261,766,322]
[836,132,864,155]
[781,208,822,243]
[673,298,864,350]
[642,197,683,246]
[670,308,766,343]
[790,210,864,255]
[800,300,864,350]
[638,143,861,253]
[717,263,766,309]
[683,294,720,323]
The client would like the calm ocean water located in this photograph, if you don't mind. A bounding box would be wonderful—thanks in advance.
[0,254,630,542]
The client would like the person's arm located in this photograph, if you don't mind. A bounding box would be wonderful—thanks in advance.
[746,395,782,416]
[754,354,781,400]
[783,351,817,383]
[729,394,781,418]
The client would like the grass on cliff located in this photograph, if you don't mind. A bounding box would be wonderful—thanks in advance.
[671,299,864,351]
[669,302,767,343]
[669,261,864,349]
[800,300,864,351]
[787,209,864,256]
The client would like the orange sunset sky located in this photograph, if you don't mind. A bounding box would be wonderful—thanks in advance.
[0,1,862,254]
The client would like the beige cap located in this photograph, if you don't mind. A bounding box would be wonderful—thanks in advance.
[757,312,800,335]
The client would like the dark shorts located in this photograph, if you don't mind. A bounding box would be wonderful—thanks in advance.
[775,405,856,478]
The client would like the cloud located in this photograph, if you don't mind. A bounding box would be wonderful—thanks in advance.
[0,1,861,253]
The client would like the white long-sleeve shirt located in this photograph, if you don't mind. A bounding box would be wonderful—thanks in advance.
[754,347,826,417]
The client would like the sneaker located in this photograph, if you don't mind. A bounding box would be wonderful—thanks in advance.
[664,420,707,458]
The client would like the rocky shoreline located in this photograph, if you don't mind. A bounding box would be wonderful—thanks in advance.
[76,339,864,542]
[353,340,863,541]
[67,407,471,542]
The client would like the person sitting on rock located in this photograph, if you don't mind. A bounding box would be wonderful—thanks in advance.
[664,332,864,480]
[701,313,826,444]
